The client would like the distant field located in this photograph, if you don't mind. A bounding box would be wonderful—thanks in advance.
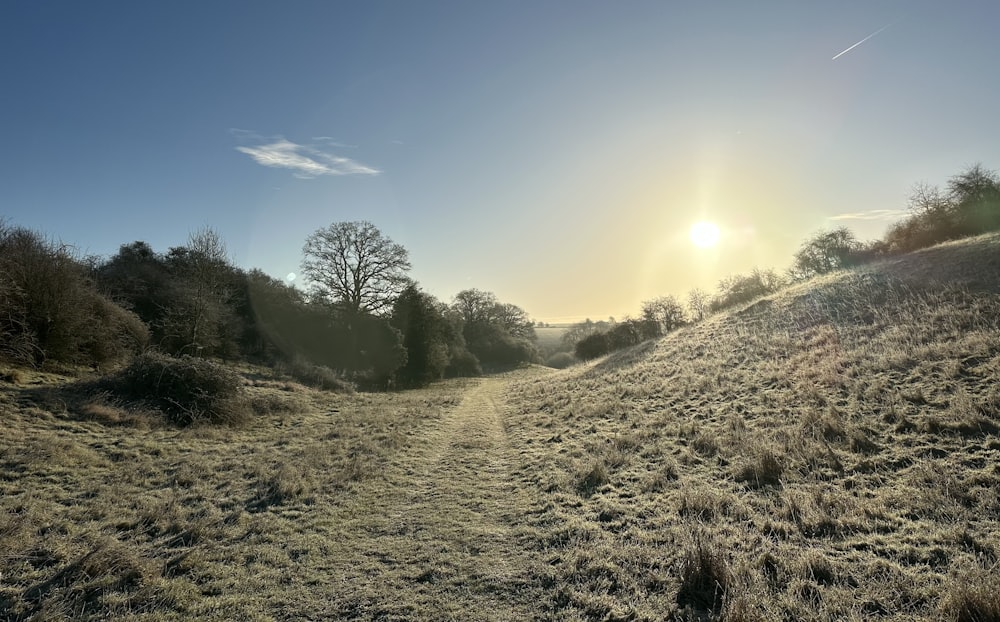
[534,325,570,358]
[4,234,1000,620]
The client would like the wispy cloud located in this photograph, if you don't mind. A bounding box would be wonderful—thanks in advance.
[234,133,379,178]
[828,209,909,221]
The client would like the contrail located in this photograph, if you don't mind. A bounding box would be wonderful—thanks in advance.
[832,23,892,60]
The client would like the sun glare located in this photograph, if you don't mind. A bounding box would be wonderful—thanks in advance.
[689,221,720,248]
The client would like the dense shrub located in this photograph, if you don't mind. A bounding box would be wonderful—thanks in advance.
[561,319,612,350]
[0,225,149,368]
[391,285,455,387]
[112,352,248,425]
[545,351,576,369]
[641,295,687,334]
[276,357,354,392]
[606,320,645,350]
[445,348,483,377]
[575,332,610,361]
[710,268,786,312]
[790,228,864,280]
[884,164,1000,254]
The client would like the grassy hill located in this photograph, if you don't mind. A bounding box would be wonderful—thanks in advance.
[504,232,1000,620]
[3,234,1000,621]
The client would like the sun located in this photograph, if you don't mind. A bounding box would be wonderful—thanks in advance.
[689,221,721,248]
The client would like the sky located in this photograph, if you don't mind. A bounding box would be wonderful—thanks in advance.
[3,1,999,324]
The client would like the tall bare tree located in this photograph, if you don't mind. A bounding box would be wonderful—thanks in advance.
[301,221,410,315]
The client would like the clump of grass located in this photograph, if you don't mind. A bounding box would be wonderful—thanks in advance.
[18,538,159,619]
[691,433,720,457]
[676,537,730,615]
[677,488,731,522]
[800,407,845,443]
[940,567,1000,622]
[248,464,311,512]
[1,367,25,384]
[734,448,784,488]
[848,428,880,454]
[109,352,249,426]
[644,460,679,492]
[798,551,837,586]
[576,460,610,496]
[76,396,155,428]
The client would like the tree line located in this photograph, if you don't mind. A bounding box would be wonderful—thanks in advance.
[567,163,1000,361]
[0,220,538,389]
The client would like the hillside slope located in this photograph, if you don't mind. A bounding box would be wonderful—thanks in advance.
[505,233,1000,621]
[3,235,1000,621]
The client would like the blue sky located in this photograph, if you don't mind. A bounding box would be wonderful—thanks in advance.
[3,1,999,323]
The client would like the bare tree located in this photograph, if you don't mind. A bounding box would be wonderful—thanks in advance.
[301,221,411,315]
[452,288,498,324]
[687,288,710,322]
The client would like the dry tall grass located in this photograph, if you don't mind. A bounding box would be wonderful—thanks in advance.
[504,233,1000,620]
[3,234,1000,620]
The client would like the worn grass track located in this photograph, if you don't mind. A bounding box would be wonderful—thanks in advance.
[303,373,553,620]
[0,368,561,621]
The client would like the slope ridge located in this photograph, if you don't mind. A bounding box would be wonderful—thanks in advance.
[505,234,1000,620]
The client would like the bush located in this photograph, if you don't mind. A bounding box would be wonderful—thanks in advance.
[0,225,148,368]
[276,357,354,393]
[711,268,786,312]
[575,332,610,361]
[545,351,576,369]
[606,320,644,350]
[790,227,864,280]
[445,348,482,377]
[884,165,1000,254]
[112,352,248,426]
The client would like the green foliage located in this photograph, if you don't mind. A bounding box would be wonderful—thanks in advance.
[606,320,644,350]
[112,352,248,425]
[346,312,408,389]
[241,269,314,362]
[391,285,456,387]
[569,317,658,361]
[158,229,242,358]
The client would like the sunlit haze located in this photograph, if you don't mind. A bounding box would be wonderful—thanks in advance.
[689,222,722,249]
[3,1,999,323]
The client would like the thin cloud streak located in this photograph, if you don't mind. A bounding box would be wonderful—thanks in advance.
[832,23,892,60]
[828,209,909,221]
[235,137,379,178]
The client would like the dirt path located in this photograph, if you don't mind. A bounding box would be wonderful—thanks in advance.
[305,374,550,620]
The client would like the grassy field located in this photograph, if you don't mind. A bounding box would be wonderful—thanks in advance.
[4,234,1000,620]
[534,325,571,359]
